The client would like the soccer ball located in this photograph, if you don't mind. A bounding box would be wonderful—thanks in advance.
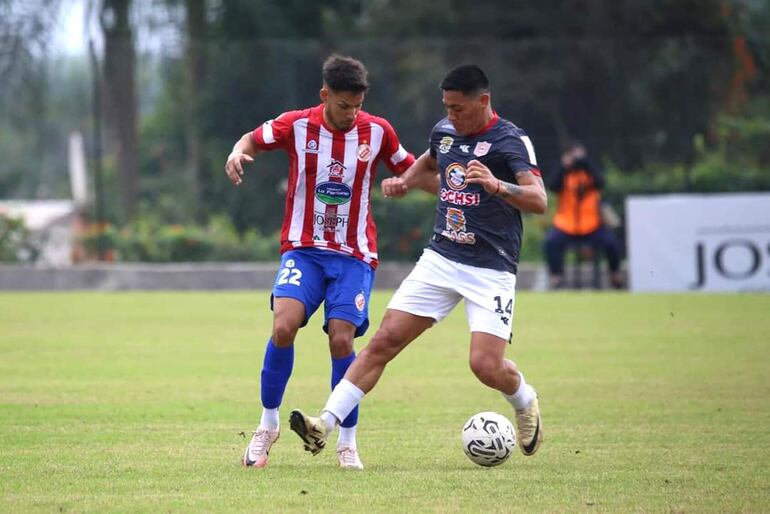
[461,411,516,467]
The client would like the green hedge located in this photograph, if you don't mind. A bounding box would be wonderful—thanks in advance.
[79,215,279,262]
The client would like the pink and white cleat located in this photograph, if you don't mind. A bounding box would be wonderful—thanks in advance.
[242,427,280,468]
[336,446,364,471]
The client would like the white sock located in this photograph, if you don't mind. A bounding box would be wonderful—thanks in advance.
[320,411,338,432]
[323,379,365,432]
[259,407,280,430]
[503,371,536,410]
[337,425,357,449]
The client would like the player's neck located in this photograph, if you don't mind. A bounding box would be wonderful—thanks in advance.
[322,108,336,130]
[466,108,497,136]
[321,107,354,133]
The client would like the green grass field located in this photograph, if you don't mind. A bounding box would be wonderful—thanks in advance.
[1,292,769,513]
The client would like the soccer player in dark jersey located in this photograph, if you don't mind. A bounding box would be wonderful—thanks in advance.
[290,64,547,459]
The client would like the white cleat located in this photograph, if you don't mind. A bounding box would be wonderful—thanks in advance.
[515,394,542,456]
[242,427,280,468]
[336,446,364,470]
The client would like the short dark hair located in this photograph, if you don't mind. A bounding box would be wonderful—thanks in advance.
[440,64,490,96]
[322,55,369,93]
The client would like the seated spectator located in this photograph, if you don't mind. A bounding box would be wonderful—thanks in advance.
[543,142,623,289]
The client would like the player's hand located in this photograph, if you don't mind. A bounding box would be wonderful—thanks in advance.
[225,152,254,186]
[382,177,408,198]
[465,159,499,194]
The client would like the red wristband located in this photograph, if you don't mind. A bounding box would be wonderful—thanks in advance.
[493,179,501,196]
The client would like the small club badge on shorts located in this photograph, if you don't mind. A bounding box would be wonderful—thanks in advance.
[355,292,366,312]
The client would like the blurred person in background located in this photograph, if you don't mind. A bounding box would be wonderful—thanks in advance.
[543,142,623,289]
[224,55,429,470]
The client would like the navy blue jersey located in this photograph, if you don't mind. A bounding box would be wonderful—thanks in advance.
[427,115,539,274]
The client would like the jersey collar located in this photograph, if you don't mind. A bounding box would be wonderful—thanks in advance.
[465,112,499,138]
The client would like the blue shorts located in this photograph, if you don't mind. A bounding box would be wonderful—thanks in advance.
[272,248,375,338]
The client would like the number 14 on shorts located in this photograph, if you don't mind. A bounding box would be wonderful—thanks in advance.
[494,296,513,326]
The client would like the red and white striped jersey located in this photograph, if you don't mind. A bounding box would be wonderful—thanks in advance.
[251,104,415,268]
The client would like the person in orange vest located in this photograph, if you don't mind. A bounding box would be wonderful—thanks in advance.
[544,142,623,289]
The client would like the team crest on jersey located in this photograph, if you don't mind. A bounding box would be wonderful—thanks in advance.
[355,292,366,312]
[356,143,372,162]
[305,139,319,154]
[439,136,454,154]
[445,162,467,191]
[473,141,491,157]
[315,182,352,205]
[327,159,346,179]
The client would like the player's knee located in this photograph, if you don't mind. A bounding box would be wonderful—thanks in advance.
[328,333,354,358]
[272,321,298,346]
[469,354,499,386]
[367,326,404,362]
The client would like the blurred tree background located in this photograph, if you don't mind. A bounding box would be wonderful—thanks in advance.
[0,0,768,262]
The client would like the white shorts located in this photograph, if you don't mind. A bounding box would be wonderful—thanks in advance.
[387,248,517,341]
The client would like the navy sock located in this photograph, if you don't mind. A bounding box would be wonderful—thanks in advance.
[331,352,358,428]
[260,338,294,409]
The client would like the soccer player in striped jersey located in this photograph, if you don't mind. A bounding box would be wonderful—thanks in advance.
[290,64,547,461]
[225,55,431,470]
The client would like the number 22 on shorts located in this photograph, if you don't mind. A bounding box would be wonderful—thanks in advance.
[277,260,303,286]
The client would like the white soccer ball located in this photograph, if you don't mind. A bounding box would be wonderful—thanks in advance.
[461,411,516,467]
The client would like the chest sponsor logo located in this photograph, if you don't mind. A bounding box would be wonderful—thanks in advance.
[327,159,346,179]
[440,188,481,206]
[314,210,349,229]
[305,139,319,154]
[442,207,476,245]
[473,141,491,157]
[439,136,454,154]
[315,182,352,205]
[446,208,467,231]
[445,162,467,191]
[356,143,372,162]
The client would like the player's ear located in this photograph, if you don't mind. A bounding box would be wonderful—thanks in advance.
[479,92,491,107]
[319,87,329,103]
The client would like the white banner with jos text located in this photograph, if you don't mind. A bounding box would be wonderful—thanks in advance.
[626,193,770,292]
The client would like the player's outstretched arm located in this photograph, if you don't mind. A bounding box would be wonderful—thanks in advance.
[406,151,440,195]
[224,132,262,186]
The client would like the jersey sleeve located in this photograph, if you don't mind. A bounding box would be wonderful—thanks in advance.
[506,133,541,176]
[251,111,297,151]
[428,122,443,159]
[377,119,415,175]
